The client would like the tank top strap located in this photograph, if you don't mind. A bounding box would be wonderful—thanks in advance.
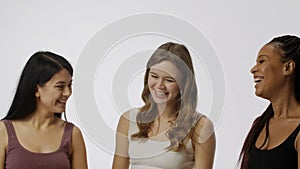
[2,120,15,137]
[59,122,74,156]
[128,108,139,137]
[2,120,18,150]
[289,123,300,141]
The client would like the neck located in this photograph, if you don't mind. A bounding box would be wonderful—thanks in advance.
[268,78,300,118]
[23,111,57,129]
[156,102,178,120]
[270,94,300,118]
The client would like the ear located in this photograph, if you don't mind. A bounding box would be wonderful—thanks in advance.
[283,60,295,75]
[35,85,41,97]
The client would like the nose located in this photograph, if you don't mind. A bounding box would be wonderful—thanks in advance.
[63,86,72,97]
[250,64,257,74]
[156,78,165,88]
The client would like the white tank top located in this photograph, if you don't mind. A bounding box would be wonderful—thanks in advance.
[128,108,196,169]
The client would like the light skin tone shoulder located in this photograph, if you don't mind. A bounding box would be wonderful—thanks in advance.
[112,61,215,169]
[192,116,216,169]
[0,121,7,169]
[0,119,88,169]
[71,125,88,169]
[0,69,88,169]
[112,110,130,169]
[112,111,216,169]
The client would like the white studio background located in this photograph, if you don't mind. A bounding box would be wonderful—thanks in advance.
[0,1,299,169]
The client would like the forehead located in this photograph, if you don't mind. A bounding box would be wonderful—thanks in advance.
[48,69,72,83]
[257,44,280,58]
[150,61,181,79]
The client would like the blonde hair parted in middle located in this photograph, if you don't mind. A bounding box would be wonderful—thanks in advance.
[131,42,202,151]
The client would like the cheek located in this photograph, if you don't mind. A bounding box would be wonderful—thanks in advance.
[261,64,275,73]
[167,83,180,92]
[147,77,155,88]
[261,66,274,78]
[261,66,268,72]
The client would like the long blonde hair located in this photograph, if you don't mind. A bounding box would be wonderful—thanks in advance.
[131,42,202,151]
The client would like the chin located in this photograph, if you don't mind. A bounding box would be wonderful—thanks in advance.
[255,92,269,100]
[54,109,65,113]
[255,88,262,96]
[153,98,168,104]
[255,93,263,98]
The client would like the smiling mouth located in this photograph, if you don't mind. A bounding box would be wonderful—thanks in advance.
[154,89,168,98]
[57,99,67,105]
[254,76,263,83]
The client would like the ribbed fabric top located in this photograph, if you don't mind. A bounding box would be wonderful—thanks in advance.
[128,108,197,169]
[248,123,300,169]
[2,120,74,169]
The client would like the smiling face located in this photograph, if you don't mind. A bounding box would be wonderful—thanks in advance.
[250,44,287,99]
[35,68,73,114]
[148,61,181,105]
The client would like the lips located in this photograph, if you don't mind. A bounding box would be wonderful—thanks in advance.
[57,99,67,106]
[254,76,264,83]
[154,89,168,99]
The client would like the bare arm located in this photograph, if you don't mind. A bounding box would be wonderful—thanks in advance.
[0,121,7,169]
[112,111,130,169]
[70,126,88,169]
[192,117,216,169]
[294,131,300,169]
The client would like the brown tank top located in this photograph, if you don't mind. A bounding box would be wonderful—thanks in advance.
[2,120,74,169]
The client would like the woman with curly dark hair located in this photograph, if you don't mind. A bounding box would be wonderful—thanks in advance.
[239,35,300,169]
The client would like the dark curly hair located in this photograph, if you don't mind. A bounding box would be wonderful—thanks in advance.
[239,35,300,169]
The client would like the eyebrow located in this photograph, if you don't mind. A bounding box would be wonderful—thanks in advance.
[149,71,175,79]
[55,80,73,85]
[256,55,269,61]
[257,54,269,58]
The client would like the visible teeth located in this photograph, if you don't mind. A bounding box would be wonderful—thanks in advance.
[254,77,263,83]
[155,89,166,96]
[156,92,165,96]
[58,100,66,103]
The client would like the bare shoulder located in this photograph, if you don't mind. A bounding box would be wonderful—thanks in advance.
[121,109,131,119]
[192,115,215,144]
[70,124,85,152]
[195,116,214,131]
[69,123,88,169]
[0,121,6,132]
[71,125,84,138]
[0,121,8,148]
[118,109,134,125]
[294,120,300,151]
[116,109,135,136]
[0,121,7,136]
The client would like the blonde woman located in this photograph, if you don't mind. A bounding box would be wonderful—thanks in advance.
[112,42,216,169]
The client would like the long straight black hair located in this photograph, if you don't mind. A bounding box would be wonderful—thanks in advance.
[239,35,300,169]
[2,51,73,120]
